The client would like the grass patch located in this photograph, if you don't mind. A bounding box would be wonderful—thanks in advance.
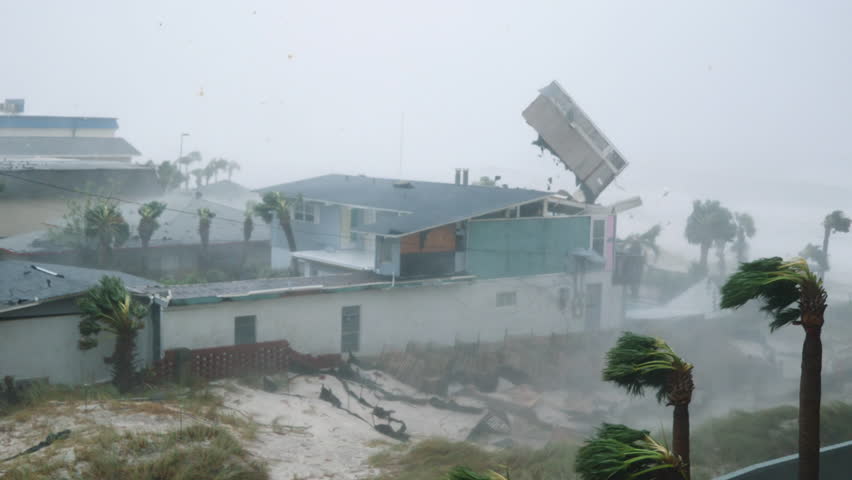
[369,438,577,480]
[2,424,268,480]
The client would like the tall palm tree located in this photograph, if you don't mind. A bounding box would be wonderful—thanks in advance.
[155,160,184,192]
[254,191,299,274]
[202,163,216,186]
[721,257,827,480]
[820,210,850,276]
[603,332,694,478]
[800,243,826,272]
[178,151,202,189]
[731,212,756,264]
[84,201,130,267]
[197,207,216,270]
[619,224,662,299]
[242,202,255,270]
[190,168,204,189]
[137,201,167,274]
[77,276,148,393]
[576,423,686,480]
[685,200,736,273]
[227,160,241,181]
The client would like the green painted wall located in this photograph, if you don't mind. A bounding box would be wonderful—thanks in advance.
[466,216,591,278]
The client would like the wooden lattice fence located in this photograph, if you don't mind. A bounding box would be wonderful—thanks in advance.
[153,340,342,382]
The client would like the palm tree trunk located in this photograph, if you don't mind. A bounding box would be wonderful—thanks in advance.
[111,332,137,393]
[820,226,830,276]
[280,219,300,275]
[798,326,822,480]
[673,403,690,479]
[699,242,710,271]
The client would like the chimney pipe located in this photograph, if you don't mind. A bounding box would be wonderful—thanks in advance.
[455,169,461,185]
[463,169,469,186]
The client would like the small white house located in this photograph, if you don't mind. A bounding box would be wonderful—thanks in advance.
[152,268,624,358]
[0,260,158,385]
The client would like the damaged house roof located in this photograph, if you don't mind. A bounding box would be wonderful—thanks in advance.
[258,174,552,237]
[0,260,157,310]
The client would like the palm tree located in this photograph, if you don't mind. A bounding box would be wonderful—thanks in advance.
[191,168,204,189]
[619,225,662,299]
[226,160,241,181]
[137,201,167,274]
[178,151,202,189]
[242,202,255,270]
[685,200,736,273]
[77,276,148,393]
[254,191,299,274]
[202,163,216,186]
[576,423,686,480]
[603,332,694,478]
[155,160,184,192]
[721,257,827,480]
[197,208,216,270]
[731,212,756,264]
[820,210,850,276]
[800,243,826,272]
[84,201,130,267]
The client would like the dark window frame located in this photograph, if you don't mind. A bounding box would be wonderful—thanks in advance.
[341,306,361,353]
[234,315,257,345]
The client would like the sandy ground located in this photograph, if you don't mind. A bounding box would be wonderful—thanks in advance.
[226,369,486,479]
[0,368,616,479]
[0,369,488,480]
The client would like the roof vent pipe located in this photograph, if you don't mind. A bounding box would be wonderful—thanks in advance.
[463,169,469,186]
[454,168,461,185]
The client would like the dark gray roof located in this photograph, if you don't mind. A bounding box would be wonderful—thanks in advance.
[0,260,157,307]
[258,174,551,236]
[160,271,384,301]
[0,157,150,171]
[0,136,140,158]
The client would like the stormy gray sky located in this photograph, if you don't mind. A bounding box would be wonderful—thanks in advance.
[4,1,852,276]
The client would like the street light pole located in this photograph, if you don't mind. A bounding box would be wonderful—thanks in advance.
[179,132,189,160]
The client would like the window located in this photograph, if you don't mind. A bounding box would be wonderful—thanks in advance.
[234,315,256,345]
[496,291,516,307]
[294,202,319,223]
[341,306,361,352]
[592,219,606,256]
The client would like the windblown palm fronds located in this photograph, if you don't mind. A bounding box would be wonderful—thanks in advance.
[720,257,821,331]
[445,466,508,480]
[603,332,693,403]
[575,423,684,480]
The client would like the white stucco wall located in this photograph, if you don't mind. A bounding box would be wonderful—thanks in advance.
[0,315,151,384]
[161,272,624,356]
[0,314,152,385]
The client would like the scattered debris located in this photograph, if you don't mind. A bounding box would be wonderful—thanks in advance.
[319,385,341,409]
[262,375,279,393]
[2,430,71,463]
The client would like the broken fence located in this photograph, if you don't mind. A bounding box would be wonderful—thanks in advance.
[152,340,341,381]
